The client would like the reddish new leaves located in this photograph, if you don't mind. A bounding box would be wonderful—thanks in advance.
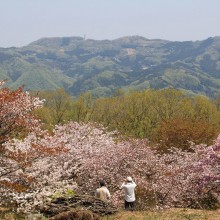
[0,81,43,147]
[0,81,66,206]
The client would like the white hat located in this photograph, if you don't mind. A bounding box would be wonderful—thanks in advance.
[127,176,133,182]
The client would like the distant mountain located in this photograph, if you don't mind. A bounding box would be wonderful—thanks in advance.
[0,35,220,97]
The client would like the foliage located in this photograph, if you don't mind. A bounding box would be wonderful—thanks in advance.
[0,83,219,215]
[50,189,75,199]
[88,88,220,149]
[35,88,220,151]
[1,121,218,212]
[153,118,218,151]
[34,88,75,129]
[1,36,220,97]
[0,81,42,145]
[0,81,67,207]
[71,92,95,122]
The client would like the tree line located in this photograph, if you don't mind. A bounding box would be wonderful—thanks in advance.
[34,88,220,151]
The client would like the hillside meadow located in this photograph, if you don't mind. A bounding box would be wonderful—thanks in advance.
[103,209,220,220]
[0,208,220,220]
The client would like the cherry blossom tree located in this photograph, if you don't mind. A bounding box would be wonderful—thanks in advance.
[0,80,43,183]
[153,143,220,209]
[0,81,43,146]
[3,121,218,212]
[0,81,66,206]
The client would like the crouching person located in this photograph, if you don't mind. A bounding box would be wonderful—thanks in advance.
[95,180,111,202]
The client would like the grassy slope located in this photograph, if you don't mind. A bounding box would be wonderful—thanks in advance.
[0,207,220,219]
[103,209,220,220]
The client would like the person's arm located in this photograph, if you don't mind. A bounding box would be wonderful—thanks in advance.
[132,181,137,187]
[120,182,125,189]
[106,188,111,199]
[95,189,98,197]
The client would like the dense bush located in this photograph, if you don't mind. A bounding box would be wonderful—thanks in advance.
[153,118,218,152]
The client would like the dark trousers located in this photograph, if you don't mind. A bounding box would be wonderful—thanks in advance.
[125,200,135,211]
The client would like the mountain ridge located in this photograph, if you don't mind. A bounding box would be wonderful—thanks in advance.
[0,35,220,97]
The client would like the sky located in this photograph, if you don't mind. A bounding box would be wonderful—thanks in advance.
[0,0,220,48]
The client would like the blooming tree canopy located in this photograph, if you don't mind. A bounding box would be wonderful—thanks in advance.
[0,81,219,212]
[2,121,219,212]
[0,81,65,204]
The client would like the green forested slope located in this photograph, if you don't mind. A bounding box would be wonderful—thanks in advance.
[0,35,220,97]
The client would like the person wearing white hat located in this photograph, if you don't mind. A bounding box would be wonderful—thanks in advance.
[120,176,137,211]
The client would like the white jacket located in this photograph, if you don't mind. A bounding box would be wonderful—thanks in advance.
[120,181,137,202]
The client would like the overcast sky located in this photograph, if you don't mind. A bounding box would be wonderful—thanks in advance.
[0,0,220,47]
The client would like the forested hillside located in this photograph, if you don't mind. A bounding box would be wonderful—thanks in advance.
[0,35,220,97]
